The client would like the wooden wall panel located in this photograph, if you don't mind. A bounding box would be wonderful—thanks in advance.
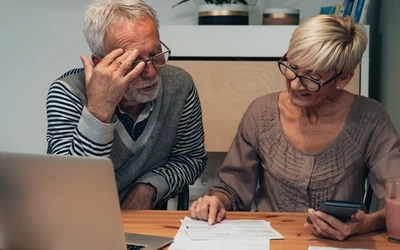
[168,61,360,152]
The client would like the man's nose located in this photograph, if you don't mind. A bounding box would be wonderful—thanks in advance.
[141,60,158,79]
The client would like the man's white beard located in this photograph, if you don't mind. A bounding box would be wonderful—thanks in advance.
[124,75,162,104]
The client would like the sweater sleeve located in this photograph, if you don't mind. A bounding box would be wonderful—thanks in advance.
[46,81,116,157]
[365,112,400,200]
[206,103,261,211]
[136,85,208,204]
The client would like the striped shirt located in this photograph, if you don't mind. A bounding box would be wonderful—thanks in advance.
[46,65,207,204]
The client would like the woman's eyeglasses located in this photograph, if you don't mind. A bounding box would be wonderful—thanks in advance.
[278,52,342,92]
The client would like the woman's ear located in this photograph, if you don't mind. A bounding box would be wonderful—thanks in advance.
[337,71,355,89]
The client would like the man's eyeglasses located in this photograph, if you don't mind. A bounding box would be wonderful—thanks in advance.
[131,41,171,72]
[277,52,342,92]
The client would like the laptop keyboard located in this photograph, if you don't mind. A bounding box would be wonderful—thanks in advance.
[127,244,146,250]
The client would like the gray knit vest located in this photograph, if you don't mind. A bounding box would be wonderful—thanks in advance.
[58,65,193,201]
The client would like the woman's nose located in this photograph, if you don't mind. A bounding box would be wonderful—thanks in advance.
[290,77,305,90]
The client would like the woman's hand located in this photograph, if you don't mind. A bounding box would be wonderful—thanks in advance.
[189,195,226,225]
[304,209,370,241]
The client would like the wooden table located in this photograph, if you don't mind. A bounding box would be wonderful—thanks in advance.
[122,210,399,250]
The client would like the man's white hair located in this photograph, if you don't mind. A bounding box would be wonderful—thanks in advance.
[83,0,159,56]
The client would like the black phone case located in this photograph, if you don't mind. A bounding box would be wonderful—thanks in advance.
[306,200,361,224]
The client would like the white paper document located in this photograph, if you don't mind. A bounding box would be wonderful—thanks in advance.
[180,217,283,240]
[169,217,283,250]
[308,247,375,250]
[170,226,270,250]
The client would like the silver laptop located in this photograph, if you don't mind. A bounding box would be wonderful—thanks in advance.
[0,152,173,250]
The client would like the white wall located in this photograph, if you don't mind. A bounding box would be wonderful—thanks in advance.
[147,0,343,25]
[0,1,92,153]
[0,0,343,154]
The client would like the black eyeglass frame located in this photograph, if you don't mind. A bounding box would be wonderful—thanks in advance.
[278,52,342,92]
[131,40,171,71]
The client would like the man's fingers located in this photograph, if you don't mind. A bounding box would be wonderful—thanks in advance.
[125,61,145,81]
[118,49,140,74]
[108,49,144,82]
[80,55,93,86]
[100,48,124,67]
[109,50,133,71]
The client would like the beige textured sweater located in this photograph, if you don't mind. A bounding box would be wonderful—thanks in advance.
[207,92,400,212]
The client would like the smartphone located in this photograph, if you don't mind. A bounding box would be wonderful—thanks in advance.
[306,200,361,224]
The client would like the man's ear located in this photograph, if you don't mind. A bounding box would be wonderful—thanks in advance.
[91,54,102,66]
[337,71,355,89]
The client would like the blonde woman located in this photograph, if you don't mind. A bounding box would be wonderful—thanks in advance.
[190,15,400,241]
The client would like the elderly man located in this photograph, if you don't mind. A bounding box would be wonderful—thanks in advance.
[46,0,207,209]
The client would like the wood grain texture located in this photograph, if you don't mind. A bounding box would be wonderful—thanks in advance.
[168,61,360,152]
[122,210,396,250]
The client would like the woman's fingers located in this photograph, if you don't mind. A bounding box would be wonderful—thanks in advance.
[189,195,225,225]
[189,200,199,219]
[215,206,226,223]
[308,209,352,241]
[314,210,351,240]
[208,203,219,225]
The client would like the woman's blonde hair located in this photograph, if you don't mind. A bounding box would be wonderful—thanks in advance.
[287,15,367,76]
[83,0,159,56]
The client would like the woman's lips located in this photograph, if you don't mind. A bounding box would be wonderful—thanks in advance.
[292,91,310,97]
